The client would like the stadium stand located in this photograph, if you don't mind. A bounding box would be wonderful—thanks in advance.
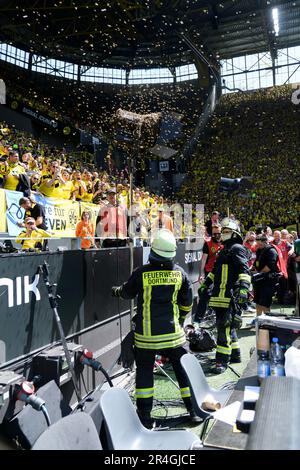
[178,85,300,229]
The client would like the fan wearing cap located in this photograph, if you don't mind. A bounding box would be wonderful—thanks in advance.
[199,218,251,373]
[111,229,200,427]
[95,188,128,247]
[16,217,51,251]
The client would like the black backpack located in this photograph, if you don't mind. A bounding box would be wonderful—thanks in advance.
[185,325,216,352]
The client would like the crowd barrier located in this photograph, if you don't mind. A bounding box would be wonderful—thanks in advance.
[0,242,203,369]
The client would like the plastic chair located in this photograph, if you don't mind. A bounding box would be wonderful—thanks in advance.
[31,412,102,450]
[100,387,202,450]
[180,353,231,440]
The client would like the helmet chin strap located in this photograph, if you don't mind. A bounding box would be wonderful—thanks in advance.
[221,232,232,242]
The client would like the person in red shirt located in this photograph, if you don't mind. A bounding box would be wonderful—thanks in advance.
[273,231,294,266]
[273,230,294,303]
[96,188,128,248]
[243,231,258,269]
[194,224,223,325]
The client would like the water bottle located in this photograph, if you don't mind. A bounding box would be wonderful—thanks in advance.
[257,351,270,382]
[270,337,285,376]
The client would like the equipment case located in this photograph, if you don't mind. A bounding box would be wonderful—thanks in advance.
[256,314,300,359]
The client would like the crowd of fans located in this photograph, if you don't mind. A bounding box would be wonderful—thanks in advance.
[0,121,180,250]
[178,85,300,229]
[0,122,145,200]
[1,83,300,255]
[2,66,207,141]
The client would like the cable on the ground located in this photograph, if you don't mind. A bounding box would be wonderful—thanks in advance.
[220,381,237,390]
[227,365,241,378]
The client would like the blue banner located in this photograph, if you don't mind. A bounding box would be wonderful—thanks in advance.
[5,190,25,236]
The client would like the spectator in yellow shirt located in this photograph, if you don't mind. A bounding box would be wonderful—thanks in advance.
[39,160,66,198]
[71,171,87,201]
[3,151,26,191]
[16,217,51,251]
[59,168,74,199]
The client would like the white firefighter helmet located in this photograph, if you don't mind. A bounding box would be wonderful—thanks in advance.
[221,218,241,241]
[151,229,176,259]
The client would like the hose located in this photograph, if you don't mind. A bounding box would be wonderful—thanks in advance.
[41,404,51,427]
[98,365,114,388]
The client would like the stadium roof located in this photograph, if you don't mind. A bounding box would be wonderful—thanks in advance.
[0,0,300,68]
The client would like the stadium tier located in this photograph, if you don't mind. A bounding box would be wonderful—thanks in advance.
[0,0,300,454]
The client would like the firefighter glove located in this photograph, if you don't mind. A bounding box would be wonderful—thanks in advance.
[198,283,208,296]
[119,330,135,369]
[112,286,122,297]
[238,288,248,304]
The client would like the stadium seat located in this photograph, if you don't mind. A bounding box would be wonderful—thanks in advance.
[100,387,202,450]
[31,413,102,450]
[180,353,230,440]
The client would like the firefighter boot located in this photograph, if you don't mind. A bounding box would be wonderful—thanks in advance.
[137,410,155,429]
[230,349,241,364]
[213,362,228,374]
[189,410,202,424]
[183,397,202,424]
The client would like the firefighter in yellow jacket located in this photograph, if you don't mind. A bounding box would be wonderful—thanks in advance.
[112,229,200,427]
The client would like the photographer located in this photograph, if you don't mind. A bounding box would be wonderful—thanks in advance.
[39,160,65,198]
[16,217,51,251]
[253,234,280,315]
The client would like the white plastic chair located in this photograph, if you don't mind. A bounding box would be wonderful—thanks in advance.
[180,353,231,439]
[31,412,102,450]
[100,387,202,450]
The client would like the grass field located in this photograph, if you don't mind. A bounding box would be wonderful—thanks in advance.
[145,302,295,437]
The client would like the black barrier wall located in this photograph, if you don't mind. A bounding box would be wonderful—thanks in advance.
[0,243,202,368]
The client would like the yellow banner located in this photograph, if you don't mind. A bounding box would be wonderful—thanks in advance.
[0,188,7,232]
[42,197,81,237]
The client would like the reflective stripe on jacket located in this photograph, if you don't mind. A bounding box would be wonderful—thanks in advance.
[119,262,193,349]
[208,240,251,309]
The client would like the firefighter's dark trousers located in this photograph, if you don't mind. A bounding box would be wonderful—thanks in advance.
[194,287,211,322]
[135,346,193,418]
[215,307,240,365]
[194,273,212,323]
